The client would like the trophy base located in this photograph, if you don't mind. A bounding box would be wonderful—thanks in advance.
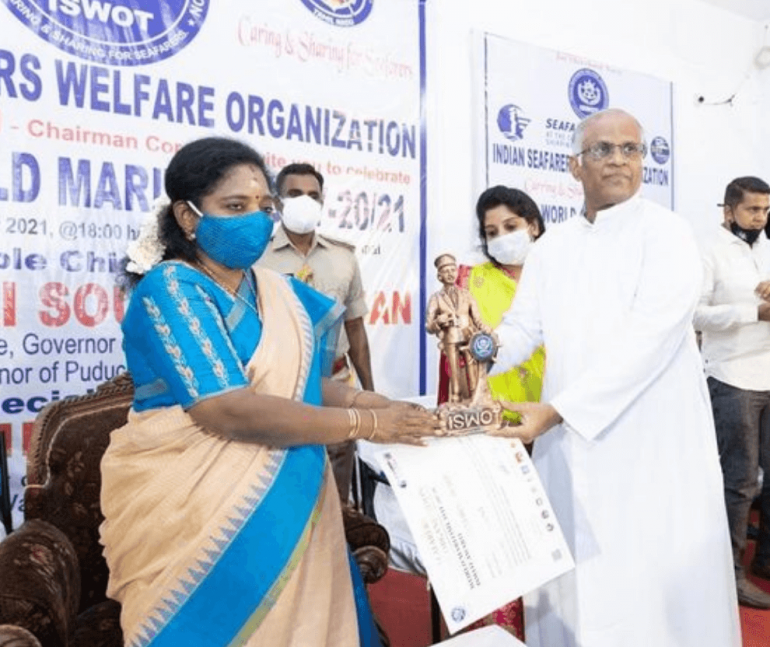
[435,401,503,436]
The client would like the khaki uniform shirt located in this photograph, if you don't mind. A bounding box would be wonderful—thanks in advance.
[258,225,368,358]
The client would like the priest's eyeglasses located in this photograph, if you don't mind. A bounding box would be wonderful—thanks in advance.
[578,142,647,161]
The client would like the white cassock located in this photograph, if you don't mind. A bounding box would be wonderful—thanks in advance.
[491,194,740,647]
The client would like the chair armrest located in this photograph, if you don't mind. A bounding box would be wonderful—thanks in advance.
[342,505,390,553]
[0,520,80,647]
[342,505,390,584]
[351,545,389,585]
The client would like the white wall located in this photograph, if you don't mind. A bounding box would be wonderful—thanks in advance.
[422,0,770,391]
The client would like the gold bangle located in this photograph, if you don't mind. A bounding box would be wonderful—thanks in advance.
[347,409,361,439]
[367,409,378,441]
[354,409,362,439]
[346,409,355,438]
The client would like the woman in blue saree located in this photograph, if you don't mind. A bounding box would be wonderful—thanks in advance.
[99,137,439,647]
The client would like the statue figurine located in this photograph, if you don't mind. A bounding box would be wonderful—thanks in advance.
[426,253,503,435]
[426,253,489,402]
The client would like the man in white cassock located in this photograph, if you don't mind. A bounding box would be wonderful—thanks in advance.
[491,109,741,646]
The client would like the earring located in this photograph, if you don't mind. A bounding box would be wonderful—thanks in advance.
[187,232,196,241]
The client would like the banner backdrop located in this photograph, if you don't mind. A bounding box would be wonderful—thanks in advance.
[477,33,674,225]
[0,0,426,531]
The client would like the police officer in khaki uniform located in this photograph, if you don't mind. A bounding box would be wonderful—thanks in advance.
[259,163,374,501]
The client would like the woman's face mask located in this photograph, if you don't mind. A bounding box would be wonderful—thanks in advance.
[188,201,274,269]
[280,195,323,234]
[487,228,533,266]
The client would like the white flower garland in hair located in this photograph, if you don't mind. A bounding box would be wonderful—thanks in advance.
[125,198,169,274]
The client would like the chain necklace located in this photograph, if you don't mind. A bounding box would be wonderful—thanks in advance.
[195,262,259,317]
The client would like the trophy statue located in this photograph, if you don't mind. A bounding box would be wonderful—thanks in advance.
[426,254,503,435]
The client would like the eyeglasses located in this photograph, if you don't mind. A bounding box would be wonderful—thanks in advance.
[578,142,647,161]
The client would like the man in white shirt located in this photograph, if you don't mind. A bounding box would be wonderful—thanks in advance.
[491,108,740,646]
[693,176,770,608]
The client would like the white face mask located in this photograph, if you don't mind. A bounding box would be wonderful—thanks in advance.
[486,229,533,266]
[281,195,322,234]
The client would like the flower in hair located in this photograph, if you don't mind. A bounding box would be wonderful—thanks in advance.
[125,199,168,274]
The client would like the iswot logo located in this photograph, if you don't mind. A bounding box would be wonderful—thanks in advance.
[497,104,531,142]
[2,0,208,67]
[300,0,373,27]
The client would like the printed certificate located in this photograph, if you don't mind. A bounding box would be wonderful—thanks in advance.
[372,435,574,634]
[436,624,526,646]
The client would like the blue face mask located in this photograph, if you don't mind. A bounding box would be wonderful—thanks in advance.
[188,202,273,269]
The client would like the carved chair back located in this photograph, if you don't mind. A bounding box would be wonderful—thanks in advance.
[24,373,134,614]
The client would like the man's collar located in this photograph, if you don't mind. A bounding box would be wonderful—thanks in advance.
[583,191,643,225]
[271,224,293,249]
[273,224,329,251]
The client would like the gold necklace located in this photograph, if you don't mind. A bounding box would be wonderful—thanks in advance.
[195,262,259,317]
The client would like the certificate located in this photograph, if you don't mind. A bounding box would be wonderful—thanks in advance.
[371,435,574,634]
[436,625,526,646]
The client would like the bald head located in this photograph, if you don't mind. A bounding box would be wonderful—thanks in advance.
[568,109,646,221]
[571,109,645,155]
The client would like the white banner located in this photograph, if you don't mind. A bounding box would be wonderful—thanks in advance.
[0,0,426,531]
[477,32,674,226]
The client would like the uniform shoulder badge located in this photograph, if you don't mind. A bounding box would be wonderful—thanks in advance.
[318,233,356,252]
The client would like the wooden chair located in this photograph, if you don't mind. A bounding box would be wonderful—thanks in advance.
[0,373,390,647]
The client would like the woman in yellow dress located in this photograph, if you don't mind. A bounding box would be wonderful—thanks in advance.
[469,185,546,414]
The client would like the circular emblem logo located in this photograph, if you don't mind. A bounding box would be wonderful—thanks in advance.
[300,0,373,27]
[568,68,609,118]
[649,136,670,164]
[2,0,208,67]
[451,607,466,622]
[496,104,531,142]
[469,332,498,363]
